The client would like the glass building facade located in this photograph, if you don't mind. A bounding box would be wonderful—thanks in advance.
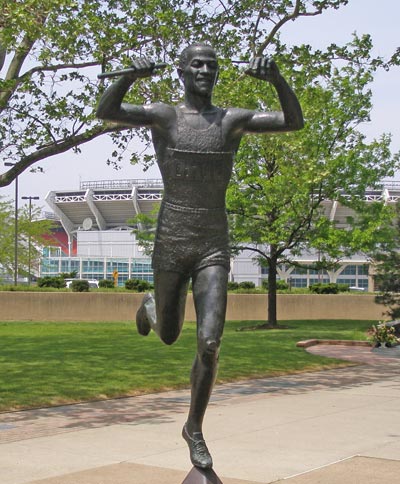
[41,252,154,286]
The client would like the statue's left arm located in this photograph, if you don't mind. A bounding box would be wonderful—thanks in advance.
[239,57,304,133]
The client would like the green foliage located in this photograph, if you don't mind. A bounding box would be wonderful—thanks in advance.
[125,278,152,292]
[70,279,89,292]
[309,283,340,294]
[222,33,400,325]
[262,279,289,291]
[37,276,66,288]
[373,202,400,318]
[1,1,381,186]
[337,283,350,293]
[0,284,65,292]
[98,279,115,288]
[0,197,53,278]
[60,271,78,279]
[238,281,256,289]
[227,281,240,290]
[1,1,399,326]
[367,323,398,346]
[129,205,159,257]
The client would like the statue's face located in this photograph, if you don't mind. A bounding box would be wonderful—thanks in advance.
[181,46,218,97]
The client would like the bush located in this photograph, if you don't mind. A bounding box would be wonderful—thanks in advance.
[309,283,339,294]
[337,283,350,292]
[262,279,289,291]
[368,322,399,346]
[59,271,78,280]
[125,278,152,292]
[99,279,115,289]
[238,281,256,289]
[227,281,239,290]
[70,279,89,292]
[37,276,66,289]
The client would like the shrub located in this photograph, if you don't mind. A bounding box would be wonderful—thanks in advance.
[368,322,398,346]
[262,279,289,291]
[71,279,89,292]
[337,283,350,292]
[309,283,339,294]
[37,276,66,289]
[227,281,239,290]
[238,281,256,289]
[99,279,115,289]
[125,278,152,292]
[59,271,78,280]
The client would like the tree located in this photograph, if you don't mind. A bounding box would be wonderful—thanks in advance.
[0,197,54,280]
[373,202,400,319]
[129,206,159,257]
[221,35,399,326]
[1,0,353,186]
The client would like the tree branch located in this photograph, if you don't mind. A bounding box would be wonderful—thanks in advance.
[255,0,325,56]
[18,60,102,82]
[0,123,122,187]
[250,0,268,55]
[10,105,58,144]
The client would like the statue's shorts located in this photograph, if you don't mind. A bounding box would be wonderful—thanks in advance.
[152,201,230,274]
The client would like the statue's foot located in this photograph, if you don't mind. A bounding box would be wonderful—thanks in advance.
[135,293,153,336]
[182,423,213,469]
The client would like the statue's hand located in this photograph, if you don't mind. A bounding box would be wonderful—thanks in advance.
[129,57,156,80]
[245,57,281,84]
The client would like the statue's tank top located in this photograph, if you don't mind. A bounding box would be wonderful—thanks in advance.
[159,106,234,209]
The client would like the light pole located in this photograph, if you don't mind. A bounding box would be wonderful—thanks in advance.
[4,162,18,285]
[22,196,40,285]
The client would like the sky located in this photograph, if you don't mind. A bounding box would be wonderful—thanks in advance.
[1,0,400,212]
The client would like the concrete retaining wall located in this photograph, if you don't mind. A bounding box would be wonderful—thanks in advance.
[0,292,386,322]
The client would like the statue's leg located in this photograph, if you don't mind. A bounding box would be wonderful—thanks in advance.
[136,270,190,345]
[182,265,228,468]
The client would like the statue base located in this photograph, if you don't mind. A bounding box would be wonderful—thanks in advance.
[182,466,223,484]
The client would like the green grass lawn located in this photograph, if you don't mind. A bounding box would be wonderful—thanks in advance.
[0,320,374,412]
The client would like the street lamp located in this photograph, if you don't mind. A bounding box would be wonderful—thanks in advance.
[4,162,18,285]
[22,196,40,285]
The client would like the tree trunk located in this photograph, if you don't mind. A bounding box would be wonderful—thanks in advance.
[0,44,6,72]
[267,245,278,327]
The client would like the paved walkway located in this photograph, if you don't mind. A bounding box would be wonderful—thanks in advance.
[1,344,400,483]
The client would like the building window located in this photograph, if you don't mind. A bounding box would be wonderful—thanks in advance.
[337,278,357,287]
[40,258,60,274]
[61,259,80,273]
[309,278,330,285]
[290,278,308,288]
[309,269,328,275]
[290,266,307,275]
[358,279,369,289]
[340,265,356,275]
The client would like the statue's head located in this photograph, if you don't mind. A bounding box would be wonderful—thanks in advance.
[177,43,219,96]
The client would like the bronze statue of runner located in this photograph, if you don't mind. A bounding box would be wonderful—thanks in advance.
[97,42,303,469]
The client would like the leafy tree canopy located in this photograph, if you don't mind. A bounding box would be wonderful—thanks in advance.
[0,0,369,185]
[216,32,399,326]
[0,197,54,278]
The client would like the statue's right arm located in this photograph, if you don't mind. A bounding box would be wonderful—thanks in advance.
[96,75,155,127]
[96,58,172,128]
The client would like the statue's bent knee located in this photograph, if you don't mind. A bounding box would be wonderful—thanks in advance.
[198,338,220,363]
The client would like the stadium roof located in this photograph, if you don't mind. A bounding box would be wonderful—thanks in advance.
[45,179,163,238]
[45,178,400,240]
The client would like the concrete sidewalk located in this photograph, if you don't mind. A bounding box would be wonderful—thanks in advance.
[1,345,400,484]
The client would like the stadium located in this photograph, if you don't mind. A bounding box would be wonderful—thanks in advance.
[40,178,400,290]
